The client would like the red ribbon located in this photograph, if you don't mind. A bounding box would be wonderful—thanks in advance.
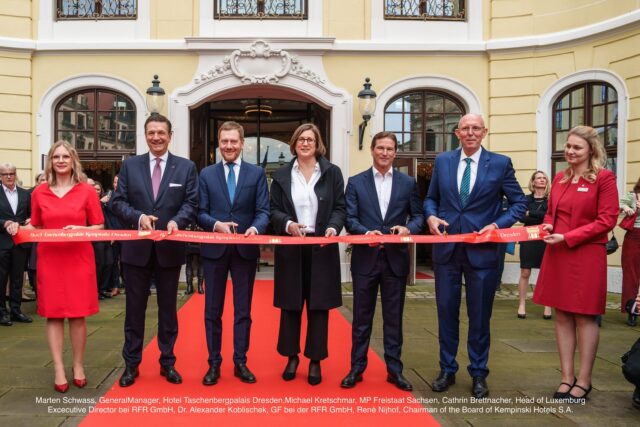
[12,225,546,245]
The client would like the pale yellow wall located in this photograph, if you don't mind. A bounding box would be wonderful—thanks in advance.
[324,0,370,40]
[323,54,489,175]
[30,53,199,172]
[0,50,32,186]
[490,0,639,38]
[151,0,197,39]
[0,0,32,39]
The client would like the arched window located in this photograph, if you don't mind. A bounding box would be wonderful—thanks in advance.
[551,82,618,175]
[384,90,464,158]
[55,88,136,159]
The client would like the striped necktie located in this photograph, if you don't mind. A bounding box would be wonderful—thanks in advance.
[460,158,472,207]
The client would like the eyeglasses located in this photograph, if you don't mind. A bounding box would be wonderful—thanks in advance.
[0,173,15,177]
[297,137,316,145]
[457,126,485,134]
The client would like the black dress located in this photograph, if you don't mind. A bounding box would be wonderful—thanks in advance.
[519,194,548,269]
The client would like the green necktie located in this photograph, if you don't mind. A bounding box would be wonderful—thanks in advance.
[460,158,471,207]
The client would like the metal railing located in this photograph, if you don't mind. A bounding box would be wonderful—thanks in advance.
[384,0,465,21]
[214,0,307,20]
[56,0,137,20]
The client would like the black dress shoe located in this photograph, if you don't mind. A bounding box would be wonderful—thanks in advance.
[234,364,256,383]
[160,365,183,384]
[308,360,321,386]
[282,356,299,381]
[202,366,220,386]
[99,291,112,299]
[552,377,576,400]
[472,376,489,398]
[567,383,592,404]
[11,312,32,323]
[119,366,139,387]
[340,369,363,388]
[185,282,194,295]
[0,313,12,326]
[432,371,455,392]
[387,372,412,391]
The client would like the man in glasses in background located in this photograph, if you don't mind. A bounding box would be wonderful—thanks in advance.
[197,121,269,386]
[0,163,32,326]
[424,113,527,398]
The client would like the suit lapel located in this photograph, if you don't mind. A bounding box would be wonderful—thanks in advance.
[233,161,249,206]
[216,162,232,206]
[280,162,294,212]
[140,154,154,204]
[449,150,462,209]
[365,168,384,222]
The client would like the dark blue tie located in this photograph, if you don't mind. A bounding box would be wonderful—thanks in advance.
[227,162,236,202]
[460,158,472,207]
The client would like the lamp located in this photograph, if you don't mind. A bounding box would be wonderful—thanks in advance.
[244,104,273,117]
[146,75,165,115]
[278,151,285,166]
[357,77,377,150]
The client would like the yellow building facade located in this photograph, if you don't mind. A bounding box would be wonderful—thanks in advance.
[1,1,638,289]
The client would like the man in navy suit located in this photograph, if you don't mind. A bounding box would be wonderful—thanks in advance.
[340,132,424,391]
[425,113,527,398]
[197,121,269,386]
[112,114,198,387]
[0,163,32,325]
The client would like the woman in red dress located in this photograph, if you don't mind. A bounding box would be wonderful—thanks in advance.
[10,141,104,393]
[533,126,618,403]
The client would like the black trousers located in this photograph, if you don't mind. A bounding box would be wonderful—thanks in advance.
[122,248,181,367]
[0,246,28,315]
[276,244,329,361]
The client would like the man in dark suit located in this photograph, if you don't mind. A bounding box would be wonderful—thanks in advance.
[111,114,198,387]
[341,131,424,391]
[0,163,32,325]
[197,121,269,385]
[424,113,527,398]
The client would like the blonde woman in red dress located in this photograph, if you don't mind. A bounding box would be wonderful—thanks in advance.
[533,126,618,403]
[9,141,104,393]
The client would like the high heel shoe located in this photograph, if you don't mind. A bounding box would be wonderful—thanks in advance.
[553,377,576,399]
[308,360,321,386]
[54,382,69,393]
[72,368,87,388]
[282,355,299,381]
[568,383,592,403]
[517,313,526,319]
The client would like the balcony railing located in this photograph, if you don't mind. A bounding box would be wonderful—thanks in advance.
[215,0,307,20]
[384,0,465,21]
[56,0,137,20]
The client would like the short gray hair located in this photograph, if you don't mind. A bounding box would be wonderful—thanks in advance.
[0,163,16,172]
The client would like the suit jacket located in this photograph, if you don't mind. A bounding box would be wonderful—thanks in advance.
[270,156,346,310]
[345,168,424,277]
[424,147,527,268]
[197,160,269,260]
[111,152,198,268]
[544,169,618,248]
[0,186,31,250]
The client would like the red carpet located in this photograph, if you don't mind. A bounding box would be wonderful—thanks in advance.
[81,281,438,426]
[415,271,434,279]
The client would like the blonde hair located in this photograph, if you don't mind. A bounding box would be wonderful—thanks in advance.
[560,125,606,184]
[528,170,550,197]
[45,140,86,186]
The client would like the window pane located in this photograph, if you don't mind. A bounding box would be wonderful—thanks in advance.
[98,111,117,130]
[57,131,74,144]
[592,105,605,126]
[605,157,617,175]
[386,98,404,113]
[405,114,423,132]
[556,93,570,109]
[76,132,94,150]
[58,111,75,130]
[554,160,568,175]
[570,109,584,127]
[446,132,460,151]
[59,91,94,110]
[385,113,403,131]
[571,88,584,107]
[555,130,568,152]
[396,133,421,152]
[607,104,618,124]
[425,132,442,152]
[425,94,443,113]
[425,114,443,133]
[97,91,117,111]
[405,94,423,113]
[118,132,136,150]
[444,99,462,114]
[608,88,618,102]
[606,125,618,147]
[115,95,135,110]
[555,110,570,130]
[99,131,117,150]
[592,84,607,104]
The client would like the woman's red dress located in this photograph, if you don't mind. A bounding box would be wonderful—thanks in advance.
[31,182,104,318]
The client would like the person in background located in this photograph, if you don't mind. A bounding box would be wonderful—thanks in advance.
[25,172,47,298]
[11,140,104,392]
[517,171,552,319]
[101,175,125,297]
[270,123,345,386]
[0,163,32,326]
[184,223,203,295]
[619,177,640,326]
[533,126,618,403]
[87,179,113,300]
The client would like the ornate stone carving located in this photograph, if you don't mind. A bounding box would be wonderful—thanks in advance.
[194,40,325,85]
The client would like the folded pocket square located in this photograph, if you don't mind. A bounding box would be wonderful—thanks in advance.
[169,183,182,187]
